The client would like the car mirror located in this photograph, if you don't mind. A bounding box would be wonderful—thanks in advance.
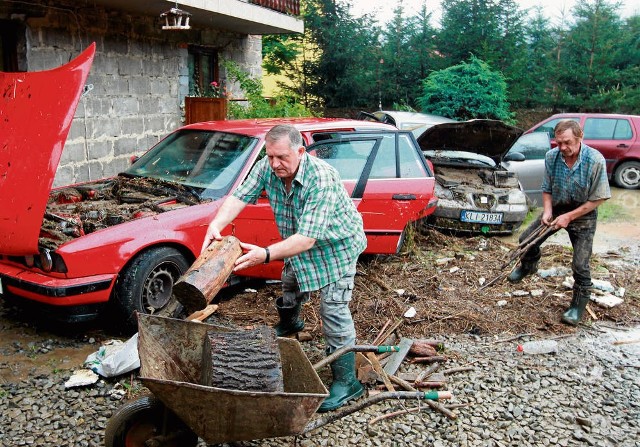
[504,152,525,162]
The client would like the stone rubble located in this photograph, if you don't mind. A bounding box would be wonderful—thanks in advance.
[1,326,638,447]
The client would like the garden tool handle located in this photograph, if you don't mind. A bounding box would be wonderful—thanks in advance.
[313,345,399,370]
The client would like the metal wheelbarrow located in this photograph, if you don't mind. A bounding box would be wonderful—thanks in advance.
[104,314,450,447]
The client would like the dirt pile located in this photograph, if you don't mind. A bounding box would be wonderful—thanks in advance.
[216,228,640,341]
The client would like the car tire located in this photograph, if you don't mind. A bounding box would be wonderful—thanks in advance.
[614,161,640,189]
[113,247,190,333]
[104,395,198,447]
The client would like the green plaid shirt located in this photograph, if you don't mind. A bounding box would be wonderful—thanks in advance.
[233,152,367,292]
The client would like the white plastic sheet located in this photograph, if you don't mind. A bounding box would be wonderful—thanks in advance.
[84,333,140,377]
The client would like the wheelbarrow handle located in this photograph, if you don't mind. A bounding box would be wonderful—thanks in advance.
[312,345,399,370]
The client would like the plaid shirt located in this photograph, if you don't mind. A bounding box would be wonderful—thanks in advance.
[541,144,611,217]
[233,152,367,292]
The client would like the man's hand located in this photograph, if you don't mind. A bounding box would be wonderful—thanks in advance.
[233,242,268,271]
[551,213,572,229]
[201,223,223,254]
[541,209,554,226]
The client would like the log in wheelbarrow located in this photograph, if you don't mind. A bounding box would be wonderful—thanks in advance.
[104,314,451,447]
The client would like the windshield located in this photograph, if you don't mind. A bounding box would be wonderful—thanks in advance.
[124,129,258,199]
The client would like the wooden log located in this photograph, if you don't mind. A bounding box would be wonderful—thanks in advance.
[173,236,242,314]
[409,340,438,357]
[200,326,284,392]
[186,304,218,322]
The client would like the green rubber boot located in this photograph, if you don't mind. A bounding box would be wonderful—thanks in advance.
[274,297,305,337]
[561,286,591,326]
[317,352,364,413]
[507,260,539,283]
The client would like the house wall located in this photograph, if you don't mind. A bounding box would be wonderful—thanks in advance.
[2,2,262,186]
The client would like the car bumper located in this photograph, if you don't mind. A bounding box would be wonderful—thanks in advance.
[427,205,527,234]
[0,263,115,307]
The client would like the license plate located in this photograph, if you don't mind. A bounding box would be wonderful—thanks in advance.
[460,210,503,224]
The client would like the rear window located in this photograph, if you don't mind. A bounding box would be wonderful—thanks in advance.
[584,118,633,140]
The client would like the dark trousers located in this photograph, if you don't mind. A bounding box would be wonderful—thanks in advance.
[519,214,597,288]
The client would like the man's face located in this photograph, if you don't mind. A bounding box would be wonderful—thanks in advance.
[555,128,582,159]
[266,136,304,181]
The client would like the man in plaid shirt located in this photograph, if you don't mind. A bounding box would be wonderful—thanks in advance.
[202,124,365,411]
[508,120,611,326]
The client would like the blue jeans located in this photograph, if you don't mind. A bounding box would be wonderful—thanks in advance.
[519,214,597,288]
[281,262,357,353]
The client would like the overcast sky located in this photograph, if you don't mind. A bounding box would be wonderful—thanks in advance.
[350,0,639,25]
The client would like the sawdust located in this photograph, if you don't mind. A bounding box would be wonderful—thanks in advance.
[214,227,640,342]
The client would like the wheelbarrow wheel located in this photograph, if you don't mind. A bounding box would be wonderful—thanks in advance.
[104,395,198,447]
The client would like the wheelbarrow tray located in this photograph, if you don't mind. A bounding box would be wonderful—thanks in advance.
[137,314,328,444]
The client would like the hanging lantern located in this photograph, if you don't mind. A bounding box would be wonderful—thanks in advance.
[160,4,192,30]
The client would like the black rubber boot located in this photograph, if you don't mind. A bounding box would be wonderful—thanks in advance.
[507,260,539,283]
[274,297,304,337]
[561,286,591,326]
[317,352,364,413]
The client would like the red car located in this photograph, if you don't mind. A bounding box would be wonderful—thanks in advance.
[527,113,640,189]
[0,45,437,331]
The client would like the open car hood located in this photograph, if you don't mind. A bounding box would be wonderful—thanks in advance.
[0,44,95,255]
[416,119,524,164]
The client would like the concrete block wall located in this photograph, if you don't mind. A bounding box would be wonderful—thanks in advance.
[9,1,261,187]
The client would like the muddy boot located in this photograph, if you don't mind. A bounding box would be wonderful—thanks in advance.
[561,286,591,326]
[274,297,304,337]
[317,352,364,413]
[507,260,539,283]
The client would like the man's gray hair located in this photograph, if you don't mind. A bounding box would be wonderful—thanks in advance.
[266,124,303,150]
[555,120,584,139]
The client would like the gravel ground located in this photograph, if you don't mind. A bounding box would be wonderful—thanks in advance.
[1,323,638,447]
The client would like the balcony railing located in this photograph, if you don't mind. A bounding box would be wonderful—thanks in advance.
[249,0,300,16]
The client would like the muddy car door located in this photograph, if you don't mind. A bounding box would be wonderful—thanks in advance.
[307,132,437,254]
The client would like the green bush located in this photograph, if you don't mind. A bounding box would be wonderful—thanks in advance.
[224,60,313,119]
[417,56,514,123]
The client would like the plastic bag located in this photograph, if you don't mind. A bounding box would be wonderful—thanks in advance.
[84,333,140,377]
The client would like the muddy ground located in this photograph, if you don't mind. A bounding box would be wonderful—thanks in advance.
[0,187,639,385]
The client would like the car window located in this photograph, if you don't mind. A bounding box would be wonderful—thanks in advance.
[396,134,428,177]
[311,139,373,180]
[533,117,580,135]
[125,129,258,197]
[584,118,633,140]
[508,132,550,160]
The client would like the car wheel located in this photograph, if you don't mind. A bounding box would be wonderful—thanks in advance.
[614,161,640,189]
[104,395,198,447]
[113,247,190,332]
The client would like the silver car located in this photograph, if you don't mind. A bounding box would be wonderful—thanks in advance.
[503,132,552,207]
[416,120,530,235]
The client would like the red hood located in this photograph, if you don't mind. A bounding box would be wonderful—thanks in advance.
[0,44,95,255]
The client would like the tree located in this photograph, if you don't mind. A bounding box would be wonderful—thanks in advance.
[303,0,381,109]
[417,56,513,122]
[560,0,626,109]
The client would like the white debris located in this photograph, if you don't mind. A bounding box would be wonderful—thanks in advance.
[590,293,624,308]
[497,300,508,307]
[436,257,455,265]
[395,289,405,296]
[563,277,625,297]
[449,266,460,273]
[616,287,625,298]
[404,307,417,318]
[64,369,99,389]
[538,266,572,278]
[512,290,530,297]
[478,277,486,286]
[592,279,615,293]
[244,288,258,293]
[530,289,544,297]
